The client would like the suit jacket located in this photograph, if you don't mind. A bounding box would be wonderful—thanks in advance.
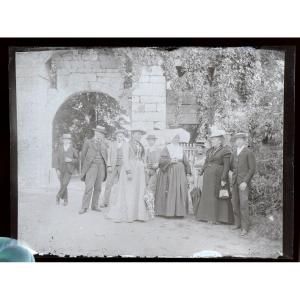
[230,147,256,185]
[201,146,231,181]
[107,141,124,169]
[80,138,108,181]
[57,145,78,174]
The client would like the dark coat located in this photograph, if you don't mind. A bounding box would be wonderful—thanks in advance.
[196,145,234,224]
[230,147,256,185]
[57,145,78,174]
[80,138,108,181]
[155,146,191,217]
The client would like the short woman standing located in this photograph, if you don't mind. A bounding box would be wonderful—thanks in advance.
[155,134,191,217]
[195,130,234,224]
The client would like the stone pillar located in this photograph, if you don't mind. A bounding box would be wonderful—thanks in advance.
[131,66,166,130]
[16,51,53,190]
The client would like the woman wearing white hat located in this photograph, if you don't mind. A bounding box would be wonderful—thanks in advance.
[195,129,234,225]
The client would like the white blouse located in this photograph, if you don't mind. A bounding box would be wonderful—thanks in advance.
[167,143,184,160]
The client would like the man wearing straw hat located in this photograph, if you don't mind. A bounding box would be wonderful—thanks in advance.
[230,132,256,236]
[79,125,108,214]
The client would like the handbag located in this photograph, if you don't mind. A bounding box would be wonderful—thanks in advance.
[219,187,229,200]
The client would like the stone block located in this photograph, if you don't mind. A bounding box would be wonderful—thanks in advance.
[149,75,165,84]
[132,82,166,96]
[98,55,120,69]
[81,50,98,61]
[140,95,166,104]
[60,52,73,61]
[145,103,157,112]
[181,92,198,105]
[156,103,166,113]
[166,104,177,114]
[178,113,199,124]
[179,104,200,114]
[69,73,97,83]
[138,75,150,83]
[149,66,164,76]
[132,103,145,113]
[132,111,166,122]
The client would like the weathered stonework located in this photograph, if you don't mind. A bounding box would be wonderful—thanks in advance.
[131,66,166,131]
[16,50,167,189]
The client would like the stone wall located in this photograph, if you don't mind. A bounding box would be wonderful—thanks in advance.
[131,66,166,130]
[16,49,167,189]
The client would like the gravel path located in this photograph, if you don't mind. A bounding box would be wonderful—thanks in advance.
[18,179,281,258]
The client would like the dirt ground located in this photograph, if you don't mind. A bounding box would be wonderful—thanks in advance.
[18,178,282,258]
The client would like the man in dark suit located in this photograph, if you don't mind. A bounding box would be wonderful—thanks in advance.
[79,125,108,214]
[56,134,78,206]
[230,132,256,236]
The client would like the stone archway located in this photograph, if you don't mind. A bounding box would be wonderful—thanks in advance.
[52,91,128,174]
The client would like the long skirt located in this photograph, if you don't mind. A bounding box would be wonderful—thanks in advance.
[155,162,188,217]
[106,160,150,222]
[196,164,234,224]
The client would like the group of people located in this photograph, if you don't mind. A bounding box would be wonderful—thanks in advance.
[55,125,256,236]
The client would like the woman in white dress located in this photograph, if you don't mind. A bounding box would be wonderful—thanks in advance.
[107,128,150,222]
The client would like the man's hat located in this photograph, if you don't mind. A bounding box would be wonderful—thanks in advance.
[62,133,72,140]
[130,125,146,135]
[232,132,248,140]
[113,129,127,138]
[93,125,106,134]
[146,134,158,140]
[208,129,226,139]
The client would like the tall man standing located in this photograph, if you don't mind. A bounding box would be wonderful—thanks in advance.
[56,133,78,206]
[79,125,108,214]
[230,132,256,236]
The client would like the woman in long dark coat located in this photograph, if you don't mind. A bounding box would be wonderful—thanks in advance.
[155,134,191,217]
[195,130,234,224]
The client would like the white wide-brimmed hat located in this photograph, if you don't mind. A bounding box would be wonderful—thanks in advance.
[62,133,72,140]
[208,129,226,138]
[93,125,106,134]
[130,125,147,135]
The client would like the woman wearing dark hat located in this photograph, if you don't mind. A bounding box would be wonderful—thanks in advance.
[195,129,234,225]
[107,127,150,222]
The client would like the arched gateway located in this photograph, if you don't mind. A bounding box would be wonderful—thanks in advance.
[16,49,167,189]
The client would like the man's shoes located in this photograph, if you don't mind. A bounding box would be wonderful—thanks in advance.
[92,207,102,212]
[231,225,241,230]
[240,229,248,236]
[56,196,60,205]
[79,208,87,214]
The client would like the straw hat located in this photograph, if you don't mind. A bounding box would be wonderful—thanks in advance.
[93,125,106,134]
[208,129,226,138]
[62,133,72,140]
[146,134,158,140]
[232,132,248,140]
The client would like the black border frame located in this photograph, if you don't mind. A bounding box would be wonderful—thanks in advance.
[1,38,297,262]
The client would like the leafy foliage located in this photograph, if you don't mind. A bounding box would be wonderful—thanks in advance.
[53,92,127,151]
